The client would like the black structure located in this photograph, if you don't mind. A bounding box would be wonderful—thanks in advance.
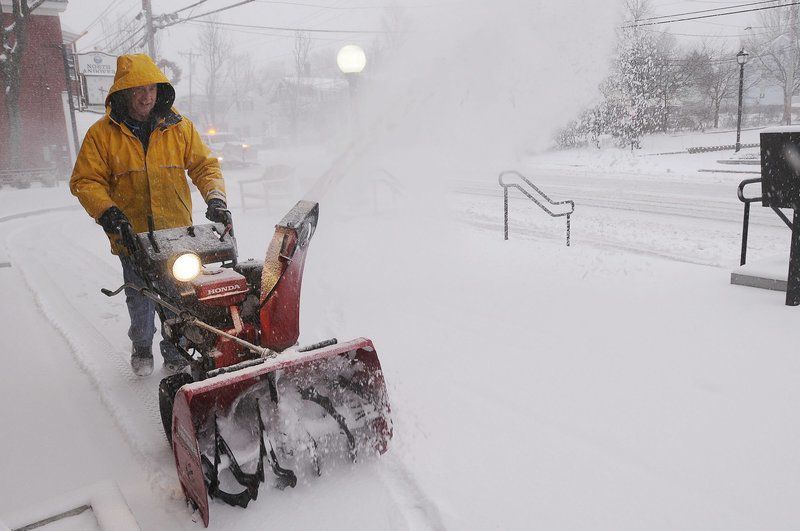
[759,128,800,305]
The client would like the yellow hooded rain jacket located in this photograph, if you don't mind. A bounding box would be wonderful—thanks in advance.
[70,54,225,254]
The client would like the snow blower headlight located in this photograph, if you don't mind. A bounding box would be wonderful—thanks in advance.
[172,253,202,282]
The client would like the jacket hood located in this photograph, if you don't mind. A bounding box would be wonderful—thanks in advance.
[105,54,175,118]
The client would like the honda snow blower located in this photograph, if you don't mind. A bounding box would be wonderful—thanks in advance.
[101,201,392,526]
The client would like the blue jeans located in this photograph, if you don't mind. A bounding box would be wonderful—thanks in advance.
[119,256,183,362]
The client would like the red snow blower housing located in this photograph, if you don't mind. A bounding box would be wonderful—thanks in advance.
[102,200,392,526]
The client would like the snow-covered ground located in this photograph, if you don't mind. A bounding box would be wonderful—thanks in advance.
[1,123,799,530]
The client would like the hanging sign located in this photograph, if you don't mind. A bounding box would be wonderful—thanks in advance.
[76,52,117,76]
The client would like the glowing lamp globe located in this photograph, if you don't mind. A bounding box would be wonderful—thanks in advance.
[337,45,366,74]
[736,49,749,65]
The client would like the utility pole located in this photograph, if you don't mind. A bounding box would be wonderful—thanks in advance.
[142,0,157,60]
[179,50,199,117]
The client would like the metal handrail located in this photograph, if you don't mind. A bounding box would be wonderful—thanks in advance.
[498,170,575,246]
[737,177,792,266]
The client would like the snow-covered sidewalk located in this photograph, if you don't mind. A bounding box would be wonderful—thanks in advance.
[2,131,800,529]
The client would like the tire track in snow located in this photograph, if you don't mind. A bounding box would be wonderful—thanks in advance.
[460,214,724,267]
[4,212,185,504]
[0,204,81,223]
[377,455,447,531]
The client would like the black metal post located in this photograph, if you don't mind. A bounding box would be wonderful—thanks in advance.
[740,202,750,266]
[566,214,571,246]
[503,187,509,240]
[735,62,745,152]
[346,73,359,131]
[786,209,800,305]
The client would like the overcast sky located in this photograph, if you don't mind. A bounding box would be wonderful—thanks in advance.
[58,0,763,71]
[55,0,769,113]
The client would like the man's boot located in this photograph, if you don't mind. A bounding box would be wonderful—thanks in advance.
[160,340,188,373]
[131,344,154,376]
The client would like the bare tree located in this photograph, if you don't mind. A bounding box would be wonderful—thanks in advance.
[288,31,311,143]
[653,32,695,132]
[623,0,654,23]
[686,42,739,128]
[371,2,409,72]
[197,17,231,126]
[380,2,408,53]
[747,1,800,124]
[1,0,45,167]
[229,52,255,99]
[293,31,311,79]
[228,51,256,120]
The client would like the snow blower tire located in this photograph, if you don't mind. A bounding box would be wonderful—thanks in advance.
[159,372,194,443]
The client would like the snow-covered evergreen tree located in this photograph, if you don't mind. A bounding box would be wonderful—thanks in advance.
[601,23,663,149]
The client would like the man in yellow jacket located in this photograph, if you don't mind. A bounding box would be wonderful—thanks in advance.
[71,54,229,377]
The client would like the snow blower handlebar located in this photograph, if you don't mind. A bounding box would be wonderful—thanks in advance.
[100,280,276,359]
[219,210,234,242]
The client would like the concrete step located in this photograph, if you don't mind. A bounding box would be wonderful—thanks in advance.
[730,254,787,292]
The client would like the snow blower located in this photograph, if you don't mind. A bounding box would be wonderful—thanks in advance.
[101,200,392,526]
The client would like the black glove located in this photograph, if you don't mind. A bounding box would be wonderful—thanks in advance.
[97,206,129,234]
[205,198,230,224]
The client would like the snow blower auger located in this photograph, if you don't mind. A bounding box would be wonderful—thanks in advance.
[101,200,392,527]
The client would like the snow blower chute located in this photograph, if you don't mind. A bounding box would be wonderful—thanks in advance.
[101,200,392,526]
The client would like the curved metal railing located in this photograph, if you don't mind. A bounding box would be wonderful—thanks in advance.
[736,177,792,265]
[498,170,575,246]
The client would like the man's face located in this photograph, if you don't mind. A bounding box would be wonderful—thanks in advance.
[127,84,157,121]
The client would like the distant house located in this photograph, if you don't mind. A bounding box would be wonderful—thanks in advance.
[176,75,349,146]
[176,82,281,141]
[269,76,349,143]
[0,0,71,171]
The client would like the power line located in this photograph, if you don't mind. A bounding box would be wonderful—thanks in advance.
[183,20,353,41]
[666,41,798,64]
[254,0,467,7]
[189,18,395,34]
[81,4,142,52]
[161,0,256,28]
[122,34,148,55]
[78,0,129,34]
[625,1,800,28]
[110,24,147,53]
[175,0,210,14]
[120,0,257,58]
[639,27,771,39]
[255,0,385,7]
[636,0,781,22]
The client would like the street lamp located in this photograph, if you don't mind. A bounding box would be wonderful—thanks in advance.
[735,49,749,152]
[337,44,366,133]
[337,44,366,96]
[337,44,366,74]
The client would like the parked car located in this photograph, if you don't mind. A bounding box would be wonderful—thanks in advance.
[201,131,256,167]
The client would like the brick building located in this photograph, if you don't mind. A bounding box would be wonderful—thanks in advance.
[0,0,70,172]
